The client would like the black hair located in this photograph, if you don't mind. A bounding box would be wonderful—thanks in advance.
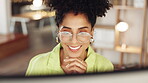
[48,0,112,28]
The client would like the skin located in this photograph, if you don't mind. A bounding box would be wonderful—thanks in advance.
[59,12,94,74]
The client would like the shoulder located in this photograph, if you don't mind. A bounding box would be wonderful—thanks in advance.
[32,52,50,62]
[30,43,61,63]
[96,53,111,63]
[26,44,61,76]
[95,53,114,72]
[86,46,114,72]
[30,52,51,64]
[25,52,51,76]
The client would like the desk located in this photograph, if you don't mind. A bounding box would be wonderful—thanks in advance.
[10,11,55,35]
[0,34,29,59]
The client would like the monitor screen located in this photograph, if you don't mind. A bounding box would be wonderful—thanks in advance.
[0,0,148,82]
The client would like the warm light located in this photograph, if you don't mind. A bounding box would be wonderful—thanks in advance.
[121,43,127,49]
[115,22,129,32]
[33,13,42,20]
[33,0,43,7]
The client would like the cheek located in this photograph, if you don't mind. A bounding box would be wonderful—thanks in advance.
[61,42,70,51]
[61,42,67,48]
[81,42,90,50]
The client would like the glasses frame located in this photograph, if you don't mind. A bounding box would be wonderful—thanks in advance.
[58,31,93,43]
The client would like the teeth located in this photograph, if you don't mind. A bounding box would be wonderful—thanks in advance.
[69,46,81,50]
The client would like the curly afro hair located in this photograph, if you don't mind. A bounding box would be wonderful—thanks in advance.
[48,0,112,28]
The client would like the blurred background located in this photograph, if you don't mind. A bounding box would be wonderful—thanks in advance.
[0,0,148,76]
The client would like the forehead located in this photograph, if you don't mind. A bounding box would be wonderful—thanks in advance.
[60,12,91,30]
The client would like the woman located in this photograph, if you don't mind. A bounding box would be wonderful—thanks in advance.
[26,0,114,76]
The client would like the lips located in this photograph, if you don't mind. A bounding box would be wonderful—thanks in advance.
[68,45,81,52]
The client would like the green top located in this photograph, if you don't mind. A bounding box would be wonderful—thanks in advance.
[26,43,114,76]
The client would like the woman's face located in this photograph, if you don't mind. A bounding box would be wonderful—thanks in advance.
[59,12,93,58]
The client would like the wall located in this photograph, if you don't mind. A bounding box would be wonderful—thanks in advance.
[0,0,11,34]
[144,8,148,66]
[94,8,145,65]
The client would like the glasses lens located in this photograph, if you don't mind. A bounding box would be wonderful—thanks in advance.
[59,32,72,43]
[58,32,92,43]
[77,32,92,43]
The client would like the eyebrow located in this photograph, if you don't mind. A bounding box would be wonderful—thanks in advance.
[62,26,71,29]
[62,26,89,30]
[78,27,89,30]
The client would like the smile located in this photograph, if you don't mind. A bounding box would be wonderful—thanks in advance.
[68,45,81,52]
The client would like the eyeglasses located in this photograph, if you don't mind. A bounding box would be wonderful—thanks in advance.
[58,31,92,43]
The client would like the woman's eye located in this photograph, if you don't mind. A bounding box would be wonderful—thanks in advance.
[78,32,91,36]
[78,32,87,35]
[61,31,71,35]
[79,30,87,32]
[62,30,69,32]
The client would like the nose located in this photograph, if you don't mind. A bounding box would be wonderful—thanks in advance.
[71,34,78,44]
